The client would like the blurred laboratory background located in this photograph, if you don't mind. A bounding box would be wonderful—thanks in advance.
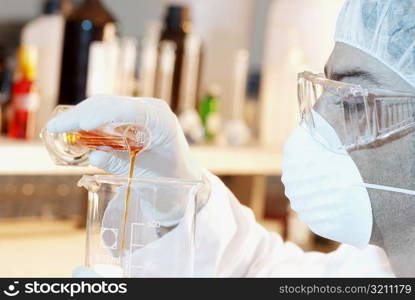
[0,0,344,276]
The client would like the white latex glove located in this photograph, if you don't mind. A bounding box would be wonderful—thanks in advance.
[49,96,210,277]
[47,96,202,181]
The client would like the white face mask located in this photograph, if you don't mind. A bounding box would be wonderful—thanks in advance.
[281,110,415,248]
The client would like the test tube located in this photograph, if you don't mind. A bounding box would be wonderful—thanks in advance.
[117,37,138,96]
[177,34,204,143]
[224,49,251,146]
[230,49,249,120]
[155,41,176,106]
[178,34,202,114]
[86,40,120,97]
[139,21,161,97]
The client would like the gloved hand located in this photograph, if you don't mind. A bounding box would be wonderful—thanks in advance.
[47,96,202,181]
[48,96,210,276]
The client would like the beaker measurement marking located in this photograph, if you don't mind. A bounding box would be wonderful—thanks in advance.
[147,221,161,228]
[100,227,119,250]
[128,265,144,277]
[128,224,144,277]
[130,223,146,247]
[130,221,161,228]
[132,222,145,226]
[94,253,121,265]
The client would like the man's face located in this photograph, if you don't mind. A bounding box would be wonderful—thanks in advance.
[324,42,415,276]
[314,42,415,148]
[326,42,415,93]
[323,42,415,185]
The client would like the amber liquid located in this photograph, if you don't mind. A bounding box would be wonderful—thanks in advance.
[65,129,144,257]
[65,130,144,152]
[120,150,138,254]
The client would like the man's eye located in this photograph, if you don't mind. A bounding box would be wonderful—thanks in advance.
[343,100,365,112]
[342,99,368,131]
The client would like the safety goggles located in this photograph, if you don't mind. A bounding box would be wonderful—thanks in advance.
[298,71,415,152]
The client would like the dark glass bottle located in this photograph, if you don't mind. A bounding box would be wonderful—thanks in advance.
[43,0,75,17]
[0,46,13,134]
[0,46,12,105]
[159,5,191,113]
[58,0,116,105]
[42,0,62,15]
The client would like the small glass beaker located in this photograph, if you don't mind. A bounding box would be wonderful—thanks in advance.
[78,175,202,277]
[40,105,151,166]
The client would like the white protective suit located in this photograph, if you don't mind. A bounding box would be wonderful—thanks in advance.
[190,170,393,277]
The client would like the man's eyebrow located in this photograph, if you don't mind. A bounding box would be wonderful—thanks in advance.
[329,69,380,85]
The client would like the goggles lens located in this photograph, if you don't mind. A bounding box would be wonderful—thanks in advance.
[298,71,415,152]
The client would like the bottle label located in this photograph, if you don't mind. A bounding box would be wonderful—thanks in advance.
[13,93,40,111]
[103,23,117,41]
[206,112,221,134]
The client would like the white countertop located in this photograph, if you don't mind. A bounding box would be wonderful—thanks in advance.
[0,138,282,176]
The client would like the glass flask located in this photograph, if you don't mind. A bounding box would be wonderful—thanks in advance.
[40,105,151,166]
[78,175,202,277]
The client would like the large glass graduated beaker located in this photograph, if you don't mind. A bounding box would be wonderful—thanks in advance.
[78,175,202,277]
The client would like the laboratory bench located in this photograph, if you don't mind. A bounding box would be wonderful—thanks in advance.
[0,218,286,277]
[0,137,282,220]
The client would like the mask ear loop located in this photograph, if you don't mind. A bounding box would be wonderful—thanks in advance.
[363,183,415,196]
